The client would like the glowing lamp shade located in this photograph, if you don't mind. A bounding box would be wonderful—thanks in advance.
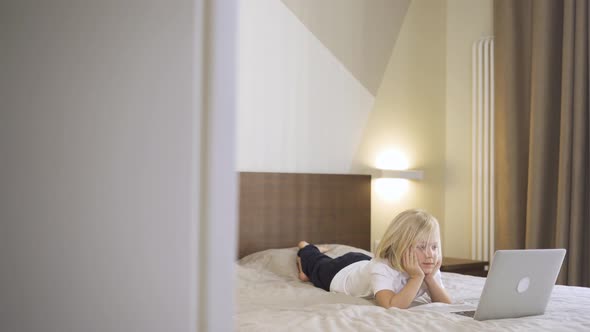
[374,178,410,201]
[375,150,409,170]
[374,149,421,200]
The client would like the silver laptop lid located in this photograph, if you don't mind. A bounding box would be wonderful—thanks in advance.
[474,249,566,321]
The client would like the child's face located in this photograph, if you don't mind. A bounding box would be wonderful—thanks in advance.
[413,238,440,274]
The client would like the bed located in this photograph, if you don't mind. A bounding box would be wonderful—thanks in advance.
[235,172,590,331]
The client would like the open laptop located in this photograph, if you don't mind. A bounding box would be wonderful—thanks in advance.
[451,249,566,321]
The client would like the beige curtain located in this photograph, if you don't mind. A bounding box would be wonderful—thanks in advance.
[494,0,589,286]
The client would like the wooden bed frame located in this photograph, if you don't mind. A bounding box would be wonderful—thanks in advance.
[238,172,371,258]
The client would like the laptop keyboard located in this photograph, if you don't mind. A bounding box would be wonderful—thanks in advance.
[453,310,476,318]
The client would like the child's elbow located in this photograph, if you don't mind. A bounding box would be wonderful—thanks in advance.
[384,299,411,309]
[387,303,410,309]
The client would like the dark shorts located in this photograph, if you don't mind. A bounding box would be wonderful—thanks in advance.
[298,245,372,291]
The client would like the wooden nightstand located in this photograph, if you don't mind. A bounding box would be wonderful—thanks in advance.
[441,257,488,277]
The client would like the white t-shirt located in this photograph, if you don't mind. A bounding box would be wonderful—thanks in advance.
[329,258,444,299]
[329,260,373,297]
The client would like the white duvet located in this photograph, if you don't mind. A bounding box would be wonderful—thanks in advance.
[235,246,590,331]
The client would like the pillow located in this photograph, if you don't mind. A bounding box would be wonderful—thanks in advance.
[238,247,299,280]
[237,244,373,280]
[324,244,373,259]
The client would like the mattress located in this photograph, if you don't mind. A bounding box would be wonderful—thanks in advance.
[235,245,590,331]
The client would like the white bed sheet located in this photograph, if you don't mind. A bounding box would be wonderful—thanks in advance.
[235,247,590,331]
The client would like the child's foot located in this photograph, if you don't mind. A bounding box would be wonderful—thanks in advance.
[297,240,330,253]
[298,240,310,249]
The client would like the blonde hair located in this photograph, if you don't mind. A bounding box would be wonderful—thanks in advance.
[375,209,441,272]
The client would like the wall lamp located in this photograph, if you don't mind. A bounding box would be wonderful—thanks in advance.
[379,169,424,180]
[374,149,423,202]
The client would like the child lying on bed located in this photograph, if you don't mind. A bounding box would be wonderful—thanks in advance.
[296,209,452,309]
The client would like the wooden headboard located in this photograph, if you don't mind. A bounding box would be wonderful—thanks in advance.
[238,172,371,258]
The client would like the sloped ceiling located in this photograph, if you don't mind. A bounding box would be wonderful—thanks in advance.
[281,0,410,95]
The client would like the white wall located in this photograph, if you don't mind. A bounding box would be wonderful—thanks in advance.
[238,0,447,248]
[281,0,410,95]
[198,0,239,331]
[445,0,493,258]
[352,0,447,250]
[237,0,375,173]
[0,1,237,331]
[236,0,493,258]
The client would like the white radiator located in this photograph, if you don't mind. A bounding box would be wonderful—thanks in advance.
[472,37,495,262]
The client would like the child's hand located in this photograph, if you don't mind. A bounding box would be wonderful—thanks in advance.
[425,257,442,281]
[402,248,425,279]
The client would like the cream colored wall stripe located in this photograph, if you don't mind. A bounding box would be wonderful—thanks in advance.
[472,37,495,262]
